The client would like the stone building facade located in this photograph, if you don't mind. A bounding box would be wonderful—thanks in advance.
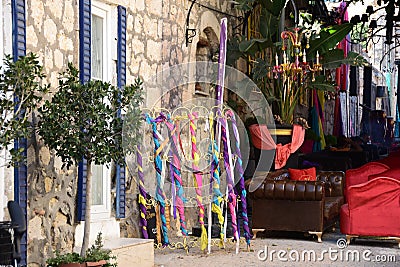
[1,0,241,266]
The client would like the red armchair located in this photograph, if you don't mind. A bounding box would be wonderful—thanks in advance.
[340,176,400,247]
[344,161,389,199]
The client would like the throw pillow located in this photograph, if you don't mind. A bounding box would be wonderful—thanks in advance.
[368,168,400,181]
[288,167,317,181]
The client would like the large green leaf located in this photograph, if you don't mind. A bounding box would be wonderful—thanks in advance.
[345,51,370,67]
[322,49,370,69]
[308,23,353,56]
[321,49,345,69]
[238,38,272,56]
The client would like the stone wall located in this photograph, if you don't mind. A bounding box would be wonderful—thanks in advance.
[26,0,79,265]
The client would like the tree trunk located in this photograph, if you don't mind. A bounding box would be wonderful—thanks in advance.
[80,159,92,256]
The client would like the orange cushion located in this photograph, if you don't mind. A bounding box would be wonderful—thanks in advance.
[288,167,317,181]
[368,168,400,181]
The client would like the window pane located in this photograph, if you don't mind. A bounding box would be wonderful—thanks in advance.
[92,14,103,80]
[91,164,104,205]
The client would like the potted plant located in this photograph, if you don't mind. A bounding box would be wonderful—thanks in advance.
[46,233,117,267]
[84,233,117,267]
[46,252,85,267]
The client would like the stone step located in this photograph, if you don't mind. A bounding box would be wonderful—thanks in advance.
[104,238,154,267]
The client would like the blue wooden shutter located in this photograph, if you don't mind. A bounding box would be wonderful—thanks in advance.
[77,0,91,221]
[116,5,126,219]
[12,0,27,265]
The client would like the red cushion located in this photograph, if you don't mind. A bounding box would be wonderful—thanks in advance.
[288,167,317,181]
[368,168,400,181]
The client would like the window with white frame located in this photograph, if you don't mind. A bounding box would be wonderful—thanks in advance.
[90,1,114,220]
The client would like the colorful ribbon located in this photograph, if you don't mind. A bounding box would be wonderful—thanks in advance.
[137,145,148,239]
[165,118,188,237]
[188,113,207,251]
[226,110,251,246]
[146,113,169,245]
[208,113,225,246]
[220,115,240,253]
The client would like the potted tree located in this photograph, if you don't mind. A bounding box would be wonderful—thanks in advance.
[38,63,143,256]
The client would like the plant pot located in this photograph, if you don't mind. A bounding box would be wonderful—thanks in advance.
[85,260,107,267]
[59,263,85,267]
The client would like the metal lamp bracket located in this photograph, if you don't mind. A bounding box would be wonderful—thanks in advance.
[186,0,197,47]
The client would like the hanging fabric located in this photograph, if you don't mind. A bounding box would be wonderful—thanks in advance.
[248,124,305,169]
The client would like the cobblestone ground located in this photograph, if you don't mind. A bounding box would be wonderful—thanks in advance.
[154,228,400,267]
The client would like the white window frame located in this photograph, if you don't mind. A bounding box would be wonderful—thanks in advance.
[90,164,111,220]
[90,1,114,220]
[91,1,112,82]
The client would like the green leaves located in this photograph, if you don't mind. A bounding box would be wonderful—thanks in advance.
[321,49,370,69]
[238,38,272,56]
[46,233,117,267]
[308,23,353,56]
[0,53,49,166]
[344,51,370,67]
[38,63,143,168]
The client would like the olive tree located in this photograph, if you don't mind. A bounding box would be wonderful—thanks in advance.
[0,53,49,166]
[38,63,143,255]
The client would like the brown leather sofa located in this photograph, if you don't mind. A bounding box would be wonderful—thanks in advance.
[247,170,345,242]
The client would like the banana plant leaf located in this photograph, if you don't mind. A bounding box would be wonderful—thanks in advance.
[344,51,370,67]
[238,38,272,56]
[322,49,370,69]
[308,23,353,56]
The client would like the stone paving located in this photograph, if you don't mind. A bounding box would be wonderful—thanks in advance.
[154,228,400,267]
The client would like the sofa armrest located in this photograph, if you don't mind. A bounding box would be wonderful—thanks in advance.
[347,177,400,210]
[317,171,345,197]
[250,180,325,201]
[344,162,389,198]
